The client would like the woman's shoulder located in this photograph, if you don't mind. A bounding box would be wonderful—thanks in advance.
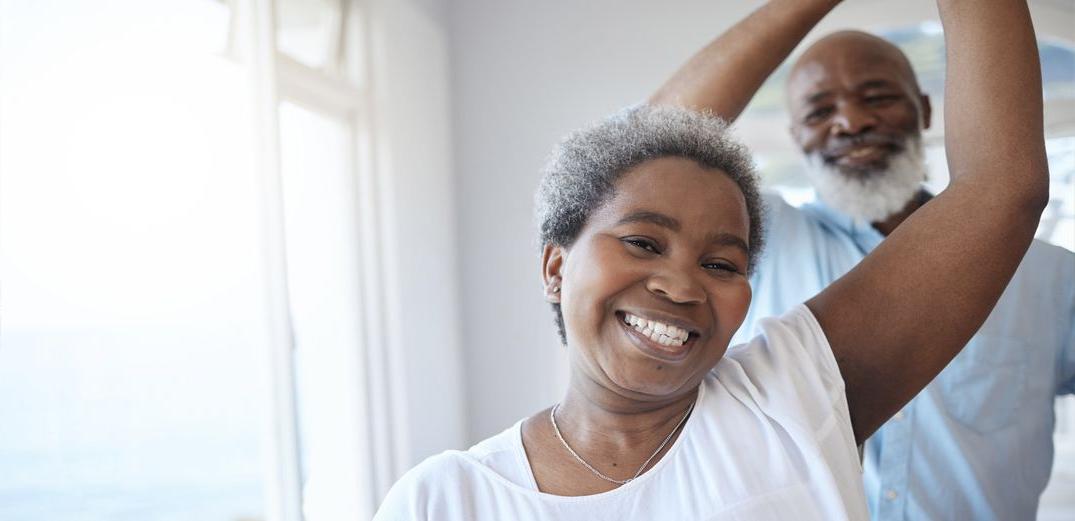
[390,449,478,492]
[373,422,531,520]
[372,450,481,520]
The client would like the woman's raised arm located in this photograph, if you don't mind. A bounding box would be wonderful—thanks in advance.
[807,0,1049,441]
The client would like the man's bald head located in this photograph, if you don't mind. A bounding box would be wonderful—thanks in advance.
[788,31,924,107]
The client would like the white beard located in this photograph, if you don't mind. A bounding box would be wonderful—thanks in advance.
[803,138,928,223]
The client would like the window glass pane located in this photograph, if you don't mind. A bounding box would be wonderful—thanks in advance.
[276,0,342,70]
[882,22,1075,104]
[918,137,1075,250]
[0,1,266,520]
[278,101,371,520]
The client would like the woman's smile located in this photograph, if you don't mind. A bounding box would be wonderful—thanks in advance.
[617,310,699,362]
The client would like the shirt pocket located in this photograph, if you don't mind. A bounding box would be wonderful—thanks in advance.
[939,335,1027,433]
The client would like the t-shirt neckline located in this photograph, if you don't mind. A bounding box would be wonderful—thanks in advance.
[506,379,709,501]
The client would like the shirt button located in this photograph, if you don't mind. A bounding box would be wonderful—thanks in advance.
[893,411,905,421]
[885,490,898,500]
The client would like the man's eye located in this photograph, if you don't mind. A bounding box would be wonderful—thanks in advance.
[623,238,660,254]
[804,107,833,124]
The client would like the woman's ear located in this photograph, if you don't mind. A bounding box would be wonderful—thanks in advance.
[541,243,565,303]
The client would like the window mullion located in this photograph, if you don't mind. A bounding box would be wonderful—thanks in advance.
[239,0,305,519]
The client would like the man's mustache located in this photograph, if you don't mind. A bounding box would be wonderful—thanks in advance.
[822,134,906,162]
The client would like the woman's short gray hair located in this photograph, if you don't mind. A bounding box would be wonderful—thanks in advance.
[535,104,766,343]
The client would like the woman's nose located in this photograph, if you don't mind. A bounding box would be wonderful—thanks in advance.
[646,268,706,305]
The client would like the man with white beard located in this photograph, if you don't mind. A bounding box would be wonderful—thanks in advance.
[650,13,1075,521]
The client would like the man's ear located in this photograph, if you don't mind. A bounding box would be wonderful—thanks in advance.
[541,243,565,303]
[920,94,933,131]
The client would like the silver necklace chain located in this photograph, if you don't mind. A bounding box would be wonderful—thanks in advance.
[549,400,695,486]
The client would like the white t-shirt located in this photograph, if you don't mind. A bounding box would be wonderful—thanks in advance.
[373,305,868,520]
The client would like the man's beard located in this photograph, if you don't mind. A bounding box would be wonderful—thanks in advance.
[803,137,928,223]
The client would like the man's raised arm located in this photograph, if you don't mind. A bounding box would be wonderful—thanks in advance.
[807,0,1049,442]
[648,0,840,121]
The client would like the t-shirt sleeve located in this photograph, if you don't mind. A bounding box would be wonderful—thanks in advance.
[722,304,854,444]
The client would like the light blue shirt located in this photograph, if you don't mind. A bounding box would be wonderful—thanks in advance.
[733,193,1075,521]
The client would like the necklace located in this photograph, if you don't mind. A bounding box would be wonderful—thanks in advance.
[549,400,695,485]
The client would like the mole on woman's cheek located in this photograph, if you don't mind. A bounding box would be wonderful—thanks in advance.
[656,365,663,370]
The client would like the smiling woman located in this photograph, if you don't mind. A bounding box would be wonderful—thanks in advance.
[374,104,868,520]
[372,0,1051,519]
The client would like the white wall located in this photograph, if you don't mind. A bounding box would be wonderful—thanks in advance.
[448,0,1075,443]
[368,0,466,466]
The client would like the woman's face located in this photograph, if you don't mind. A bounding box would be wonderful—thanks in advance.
[544,157,752,401]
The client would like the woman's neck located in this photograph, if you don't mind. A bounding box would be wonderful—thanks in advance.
[520,375,699,495]
[554,375,698,451]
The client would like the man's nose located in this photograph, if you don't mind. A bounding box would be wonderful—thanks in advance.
[831,102,877,136]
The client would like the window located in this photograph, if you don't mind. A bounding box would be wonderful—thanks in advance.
[0,0,389,519]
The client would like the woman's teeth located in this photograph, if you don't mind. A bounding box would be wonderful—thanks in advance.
[623,313,690,347]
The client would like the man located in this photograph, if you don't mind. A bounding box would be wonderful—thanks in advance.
[650,1,1075,519]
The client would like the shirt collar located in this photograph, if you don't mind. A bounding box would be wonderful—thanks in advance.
[801,197,886,254]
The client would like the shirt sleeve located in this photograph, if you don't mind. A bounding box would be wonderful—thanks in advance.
[1057,286,1075,396]
[723,304,853,440]
[731,193,809,346]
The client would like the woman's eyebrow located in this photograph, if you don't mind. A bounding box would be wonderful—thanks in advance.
[615,211,680,231]
[707,232,750,255]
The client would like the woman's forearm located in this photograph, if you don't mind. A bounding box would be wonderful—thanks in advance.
[648,0,840,122]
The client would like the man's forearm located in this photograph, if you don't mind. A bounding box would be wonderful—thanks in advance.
[648,0,840,122]
[938,0,1048,208]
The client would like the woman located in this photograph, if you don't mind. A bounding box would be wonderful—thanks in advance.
[374,0,1048,519]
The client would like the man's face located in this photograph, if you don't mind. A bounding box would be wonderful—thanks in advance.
[787,38,929,178]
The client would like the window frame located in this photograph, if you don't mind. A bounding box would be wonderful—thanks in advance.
[237,0,403,518]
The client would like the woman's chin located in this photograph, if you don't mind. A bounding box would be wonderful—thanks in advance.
[606,368,694,399]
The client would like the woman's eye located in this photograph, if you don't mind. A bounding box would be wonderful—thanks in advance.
[623,238,660,254]
[703,261,739,274]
